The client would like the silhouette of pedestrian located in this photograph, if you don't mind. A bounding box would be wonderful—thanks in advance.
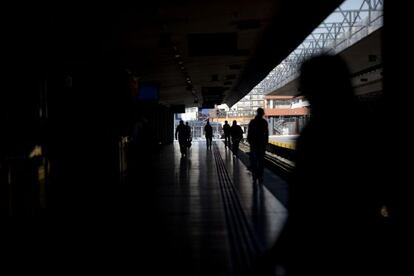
[175,120,190,157]
[253,53,379,276]
[230,120,243,156]
[204,119,213,150]
[247,108,268,183]
[223,120,231,148]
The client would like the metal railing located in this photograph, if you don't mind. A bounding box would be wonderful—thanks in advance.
[252,0,384,96]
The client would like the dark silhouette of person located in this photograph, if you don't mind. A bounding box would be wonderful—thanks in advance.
[247,108,268,183]
[175,120,190,157]
[230,120,243,156]
[204,119,213,150]
[223,120,231,148]
[253,53,382,276]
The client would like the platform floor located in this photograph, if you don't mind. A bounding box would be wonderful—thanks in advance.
[132,140,288,275]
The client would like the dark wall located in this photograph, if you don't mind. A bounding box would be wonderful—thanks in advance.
[133,102,174,147]
[43,62,135,215]
[1,55,176,215]
[1,67,46,215]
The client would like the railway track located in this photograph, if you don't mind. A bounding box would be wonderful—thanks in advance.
[239,142,294,179]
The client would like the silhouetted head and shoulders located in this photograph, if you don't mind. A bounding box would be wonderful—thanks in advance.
[176,120,188,139]
[292,53,361,183]
[204,120,212,130]
[223,120,231,131]
[176,120,185,130]
[299,53,357,124]
[294,53,359,157]
[230,120,242,138]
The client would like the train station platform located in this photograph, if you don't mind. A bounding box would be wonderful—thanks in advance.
[127,140,288,275]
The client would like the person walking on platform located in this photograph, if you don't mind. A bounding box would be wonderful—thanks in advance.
[230,120,243,156]
[175,120,190,157]
[247,108,268,183]
[251,54,384,276]
[223,120,231,148]
[204,119,213,150]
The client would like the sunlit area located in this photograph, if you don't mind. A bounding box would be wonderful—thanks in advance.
[203,0,384,155]
[174,107,223,140]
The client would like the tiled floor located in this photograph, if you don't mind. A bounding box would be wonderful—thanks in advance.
[140,140,287,275]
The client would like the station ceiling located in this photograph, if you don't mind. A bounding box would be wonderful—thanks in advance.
[7,1,344,108]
